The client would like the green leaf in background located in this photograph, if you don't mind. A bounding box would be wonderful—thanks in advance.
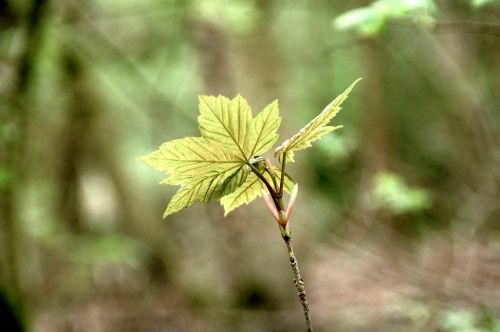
[334,7,387,36]
[371,172,431,214]
[274,79,361,162]
[195,0,260,35]
[440,310,482,332]
[0,166,12,189]
[471,0,500,8]
[334,0,437,36]
[140,95,281,217]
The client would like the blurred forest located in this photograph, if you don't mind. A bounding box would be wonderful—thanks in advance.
[1,0,500,331]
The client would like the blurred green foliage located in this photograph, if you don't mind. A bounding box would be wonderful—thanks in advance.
[0,167,12,189]
[371,172,431,214]
[334,0,437,36]
[441,309,500,332]
[334,0,500,36]
[195,0,260,35]
[471,0,500,8]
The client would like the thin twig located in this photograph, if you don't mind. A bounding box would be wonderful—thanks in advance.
[265,167,279,192]
[256,152,314,330]
[264,159,279,192]
[284,237,313,331]
[279,152,287,197]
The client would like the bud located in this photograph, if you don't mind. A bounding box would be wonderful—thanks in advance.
[250,156,266,172]
[278,210,287,227]
[265,159,276,177]
[286,184,299,220]
[260,189,280,223]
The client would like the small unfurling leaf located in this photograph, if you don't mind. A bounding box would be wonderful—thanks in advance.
[274,79,361,162]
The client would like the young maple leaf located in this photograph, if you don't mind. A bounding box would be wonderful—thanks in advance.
[139,94,286,217]
[139,80,360,332]
[274,78,361,162]
[140,80,360,217]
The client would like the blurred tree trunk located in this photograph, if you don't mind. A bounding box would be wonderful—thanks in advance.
[419,11,499,233]
[360,39,390,173]
[58,4,173,281]
[344,38,392,243]
[56,50,93,233]
[417,9,500,292]
[194,20,235,95]
[237,1,284,105]
[0,0,49,310]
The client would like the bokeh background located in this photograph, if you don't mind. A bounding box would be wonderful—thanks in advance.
[1,0,500,331]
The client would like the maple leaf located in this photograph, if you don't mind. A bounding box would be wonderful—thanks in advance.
[220,169,295,216]
[140,95,281,217]
[140,79,359,218]
[274,79,361,162]
[140,80,360,332]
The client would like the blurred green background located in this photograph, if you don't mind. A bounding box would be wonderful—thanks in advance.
[1,0,500,331]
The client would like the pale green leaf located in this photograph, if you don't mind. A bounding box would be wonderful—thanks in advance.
[274,79,361,162]
[198,94,254,159]
[139,136,248,217]
[139,137,244,179]
[164,176,214,217]
[220,173,263,216]
[250,100,281,156]
[220,169,295,216]
[164,167,248,217]
[216,167,249,197]
[141,94,285,217]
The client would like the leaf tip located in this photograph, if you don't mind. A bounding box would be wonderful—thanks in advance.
[343,77,363,95]
[137,153,154,167]
[162,209,171,219]
[220,199,234,217]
